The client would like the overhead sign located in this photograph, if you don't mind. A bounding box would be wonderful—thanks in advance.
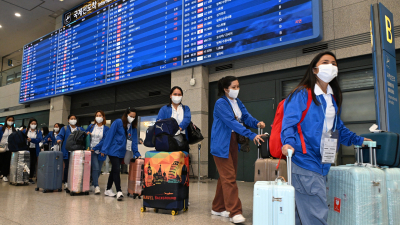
[63,0,119,25]
[371,3,400,133]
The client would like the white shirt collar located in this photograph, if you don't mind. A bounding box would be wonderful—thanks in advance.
[171,104,182,111]
[29,129,36,133]
[314,84,333,96]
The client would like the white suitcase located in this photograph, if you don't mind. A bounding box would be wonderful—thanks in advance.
[326,142,388,225]
[253,150,295,225]
[382,167,400,225]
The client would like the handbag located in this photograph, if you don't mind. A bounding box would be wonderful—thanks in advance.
[0,143,7,153]
[187,122,204,145]
[222,98,248,145]
[240,137,250,152]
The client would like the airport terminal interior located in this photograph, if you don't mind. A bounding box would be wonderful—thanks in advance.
[1,0,400,224]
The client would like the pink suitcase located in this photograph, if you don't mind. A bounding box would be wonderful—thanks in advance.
[67,150,91,196]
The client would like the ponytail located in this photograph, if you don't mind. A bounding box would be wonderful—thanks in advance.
[217,76,238,96]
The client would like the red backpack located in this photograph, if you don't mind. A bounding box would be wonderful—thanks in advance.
[269,89,313,159]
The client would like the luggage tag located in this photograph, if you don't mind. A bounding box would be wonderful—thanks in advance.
[23,164,30,174]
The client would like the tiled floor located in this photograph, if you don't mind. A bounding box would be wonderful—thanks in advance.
[0,175,254,225]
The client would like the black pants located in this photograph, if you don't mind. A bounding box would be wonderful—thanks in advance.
[107,156,123,192]
[0,151,11,177]
[63,158,69,184]
[28,148,37,179]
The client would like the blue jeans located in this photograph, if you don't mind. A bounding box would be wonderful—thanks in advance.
[91,152,103,187]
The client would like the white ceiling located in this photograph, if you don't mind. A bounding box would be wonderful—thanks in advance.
[0,0,85,61]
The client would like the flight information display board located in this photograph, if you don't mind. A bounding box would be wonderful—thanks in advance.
[20,0,321,103]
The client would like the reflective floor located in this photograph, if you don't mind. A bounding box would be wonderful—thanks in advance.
[0,175,254,225]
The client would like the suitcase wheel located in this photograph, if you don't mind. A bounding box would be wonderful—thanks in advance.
[66,189,70,193]
[171,210,178,216]
[133,195,137,199]
[138,195,141,199]
[43,190,47,193]
[35,188,39,191]
[85,192,89,195]
[140,207,146,212]
[154,208,159,213]
[183,208,188,212]
[127,193,130,197]
[70,193,74,196]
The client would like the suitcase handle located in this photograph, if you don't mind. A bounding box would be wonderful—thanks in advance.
[355,141,377,167]
[287,149,293,186]
[257,127,263,159]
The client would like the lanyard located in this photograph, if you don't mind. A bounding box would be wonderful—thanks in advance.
[317,95,337,133]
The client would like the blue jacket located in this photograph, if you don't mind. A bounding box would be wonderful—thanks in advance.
[100,119,140,159]
[281,89,364,176]
[0,127,16,150]
[157,104,192,138]
[210,96,260,158]
[44,131,59,147]
[23,129,43,157]
[56,125,85,160]
[86,124,110,161]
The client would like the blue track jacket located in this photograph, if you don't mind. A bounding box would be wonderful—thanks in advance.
[281,89,364,176]
[210,96,259,158]
[100,119,140,159]
[44,131,59,147]
[56,125,85,160]
[23,129,43,157]
[86,124,110,161]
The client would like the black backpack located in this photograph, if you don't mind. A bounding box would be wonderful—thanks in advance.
[8,131,29,152]
[65,130,87,151]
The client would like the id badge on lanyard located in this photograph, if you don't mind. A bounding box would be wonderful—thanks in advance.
[318,96,339,164]
[126,130,132,151]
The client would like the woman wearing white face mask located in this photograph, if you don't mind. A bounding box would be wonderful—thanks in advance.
[44,123,61,148]
[0,116,17,182]
[86,110,110,195]
[56,114,84,190]
[23,118,43,184]
[210,76,266,223]
[157,86,191,138]
[281,52,372,225]
[101,108,140,201]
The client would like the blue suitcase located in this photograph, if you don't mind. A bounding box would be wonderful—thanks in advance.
[35,151,63,193]
[326,142,388,225]
[361,132,400,167]
[253,150,295,225]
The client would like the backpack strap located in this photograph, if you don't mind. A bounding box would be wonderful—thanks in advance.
[297,89,313,154]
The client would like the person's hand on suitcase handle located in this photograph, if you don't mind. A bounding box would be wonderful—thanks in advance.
[282,144,295,156]
[362,138,373,146]
[257,122,266,129]
[253,135,265,145]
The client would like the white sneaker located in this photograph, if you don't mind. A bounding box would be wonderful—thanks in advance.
[230,214,246,224]
[95,186,101,195]
[211,210,230,218]
[104,189,116,197]
[90,185,95,192]
[117,191,124,201]
[3,176,8,182]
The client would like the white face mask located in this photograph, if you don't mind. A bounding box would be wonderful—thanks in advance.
[128,116,135,123]
[171,96,182,104]
[95,117,104,124]
[69,120,77,126]
[315,64,338,83]
[7,121,13,126]
[54,128,59,132]
[228,89,239,99]
[30,125,37,130]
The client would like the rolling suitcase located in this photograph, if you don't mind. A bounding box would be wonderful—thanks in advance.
[382,167,400,225]
[35,151,63,193]
[127,158,144,199]
[360,132,400,167]
[141,151,189,216]
[254,127,287,182]
[253,149,295,225]
[9,151,30,185]
[326,141,388,225]
[67,150,91,196]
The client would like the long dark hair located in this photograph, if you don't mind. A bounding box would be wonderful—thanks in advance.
[217,76,238,96]
[2,116,16,133]
[122,108,138,130]
[170,86,184,104]
[287,51,342,113]
[42,126,49,136]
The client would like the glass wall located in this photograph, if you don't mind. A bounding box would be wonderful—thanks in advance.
[0,65,22,87]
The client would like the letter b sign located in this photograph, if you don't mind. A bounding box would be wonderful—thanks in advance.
[385,15,393,44]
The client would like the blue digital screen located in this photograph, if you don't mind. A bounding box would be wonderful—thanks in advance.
[20,0,321,103]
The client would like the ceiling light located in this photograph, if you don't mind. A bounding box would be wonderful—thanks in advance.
[15,13,21,17]
[0,25,2,28]
[60,0,64,1]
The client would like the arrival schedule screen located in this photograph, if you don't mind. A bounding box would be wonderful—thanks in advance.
[20,0,319,103]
